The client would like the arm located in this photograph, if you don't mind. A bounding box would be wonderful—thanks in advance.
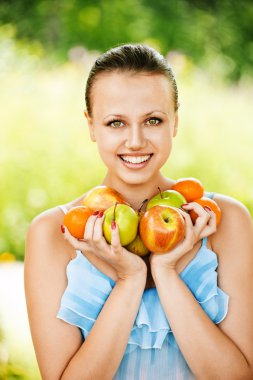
[151,197,253,379]
[61,272,146,380]
[25,209,147,380]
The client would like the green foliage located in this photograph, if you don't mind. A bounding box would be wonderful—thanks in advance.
[1,34,253,260]
[142,0,253,81]
[0,327,38,380]
[0,0,253,81]
[0,363,29,380]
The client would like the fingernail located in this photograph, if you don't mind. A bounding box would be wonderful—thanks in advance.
[98,211,104,218]
[111,220,116,230]
[92,210,100,216]
[182,203,189,207]
[61,225,65,233]
[204,206,212,212]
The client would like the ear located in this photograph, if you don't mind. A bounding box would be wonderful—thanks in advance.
[84,110,96,142]
[173,112,179,137]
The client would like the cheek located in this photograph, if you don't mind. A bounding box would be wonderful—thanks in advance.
[149,127,173,150]
[95,131,120,162]
[153,129,173,165]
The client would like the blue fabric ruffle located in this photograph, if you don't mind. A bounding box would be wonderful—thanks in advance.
[57,240,229,350]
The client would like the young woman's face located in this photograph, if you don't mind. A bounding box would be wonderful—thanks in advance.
[85,71,178,185]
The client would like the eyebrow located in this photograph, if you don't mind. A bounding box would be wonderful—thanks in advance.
[103,110,168,120]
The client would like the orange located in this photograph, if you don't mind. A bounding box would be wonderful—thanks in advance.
[63,206,94,239]
[171,177,204,202]
[189,197,222,226]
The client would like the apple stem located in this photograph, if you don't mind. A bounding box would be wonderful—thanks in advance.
[113,202,118,222]
[158,187,163,199]
[138,199,149,213]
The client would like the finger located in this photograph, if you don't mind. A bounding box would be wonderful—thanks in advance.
[180,210,193,243]
[92,212,106,243]
[62,225,87,251]
[194,207,216,237]
[169,209,195,255]
[182,202,210,221]
[83,210,101,240]
[182,202,211,236]
[178,207,193,230]
[110,221,122,255]
[177,208,195,247]
[205,208,216,226]
[199,209,217,238]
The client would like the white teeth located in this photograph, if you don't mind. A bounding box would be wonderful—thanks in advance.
[120,155,151,164]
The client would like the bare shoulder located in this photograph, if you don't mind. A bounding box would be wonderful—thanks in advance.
[212,192,251,216]
[24,205,74,317]
[211,193,253,257]
[26,206,74,265]
[210,192,253,301]
[26,190,89,262]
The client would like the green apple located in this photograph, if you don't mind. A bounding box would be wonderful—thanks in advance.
[125,200,150,256]
[146,188,186,210]
[103,203,138,246]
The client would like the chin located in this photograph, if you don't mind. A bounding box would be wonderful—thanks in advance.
[118,171,156,186]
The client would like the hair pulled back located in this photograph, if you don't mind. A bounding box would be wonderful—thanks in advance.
[85,43,179,116]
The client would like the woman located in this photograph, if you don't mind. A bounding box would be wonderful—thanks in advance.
[24,44,253,379]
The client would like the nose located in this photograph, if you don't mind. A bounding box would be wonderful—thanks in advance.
[125,124,147,150]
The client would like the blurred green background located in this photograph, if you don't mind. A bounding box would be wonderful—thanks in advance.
[0,0,253,378]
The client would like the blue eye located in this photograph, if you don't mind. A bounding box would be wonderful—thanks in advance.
[106,119,124,128]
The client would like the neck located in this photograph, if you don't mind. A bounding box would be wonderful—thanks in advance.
[100,171,175,210]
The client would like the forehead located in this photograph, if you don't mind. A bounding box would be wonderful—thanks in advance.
[91,71,174,117]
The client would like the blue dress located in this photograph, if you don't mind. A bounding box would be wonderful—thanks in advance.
[57,192,229,379]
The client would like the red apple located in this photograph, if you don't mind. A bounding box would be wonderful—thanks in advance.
[139,205,185,253]
[82,185,129,211]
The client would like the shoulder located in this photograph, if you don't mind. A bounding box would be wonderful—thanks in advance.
[27,206,65,244]
[211,192,253,251]
[29,206,64,232]
[24,206,73,322]
[212,192,251,217]
[210,192,253,281]
[25,205,74,268]
[26,191,89,262]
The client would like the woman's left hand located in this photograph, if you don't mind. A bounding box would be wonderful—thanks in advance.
[149,202,217,272]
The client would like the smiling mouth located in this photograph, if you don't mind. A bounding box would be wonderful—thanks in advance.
[118,154,153,164]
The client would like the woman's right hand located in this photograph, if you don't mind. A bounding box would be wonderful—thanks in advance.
[61,210,147,282]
